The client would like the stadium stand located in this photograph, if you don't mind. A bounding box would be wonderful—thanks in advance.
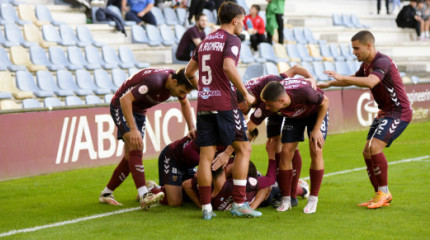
[76,25,104,47]
[175,7,186,26]
[118,46,150,68]
[67,46,99,70]
[283,28,297,43]
[65,95,84,106]
[10,46,47,72]
[35,5,65,26]
[102,45,131,69]
[23,24,56,48]
[22,98,42,109]
[264,62,279,75]
[84,45,115,69]
[4,23,38,48]
[94,69,117,92]
[327,42,345,61]
[44,97,63,107]
[174,24,186,44]
[163,7,179,26]
[242,63,265,82]
[41,24,65,46]
[339,44,355,61]
[145,24,164,46]
[151,7,165,26]
[104,93,114,103]
[0,91,12,99]
[0,3,31,25]
[0,99,20,110]
[277,61,290,73]
[303,27,317,44]
[85,95,103,105]
[0,71,33,99]
[29,46,60,71]
[159,24,176,46]
[111,68,126,88]
[0,29,17,48]
[259,42,289,63]
[36,70,74,97]
[49,46,81,70]
[17,4,49,27]
[75,69,111,95]
[312,61,330,81]
[59,24,82,47]
[56,70,93,96]
[131,25,149,44]
[16,70,54,98]
[0,47,26,72]
[171,44,188,64]
[292,27,307,44]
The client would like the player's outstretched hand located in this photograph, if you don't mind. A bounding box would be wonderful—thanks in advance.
[323,70,342,81]
[212,151,230,170]
[310,130,324,151]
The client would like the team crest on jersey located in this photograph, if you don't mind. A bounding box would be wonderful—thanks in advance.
[248,177,257,186]
[254,108,262,118]
[231,46,239,57]
[138,85,148,94]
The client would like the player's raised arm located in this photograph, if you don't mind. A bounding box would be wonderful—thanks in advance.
[119,92,142,150]
[324,70,379,89]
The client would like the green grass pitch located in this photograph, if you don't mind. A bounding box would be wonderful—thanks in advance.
[0,121,429,239]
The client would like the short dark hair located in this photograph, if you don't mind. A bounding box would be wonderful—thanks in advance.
[351,30,375,45]
[218,1,245,25]
[261,81,285,102]
[251,4,260,12]
[173,67,194,90]
[196,13,206,21]
[248,161,257,178]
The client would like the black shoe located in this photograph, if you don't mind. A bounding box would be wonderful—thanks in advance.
[291,197,298,207]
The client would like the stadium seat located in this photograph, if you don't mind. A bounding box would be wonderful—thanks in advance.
[163,7,179,26]
[104,93,113,103]
[273,43,295,62]
[350,14,370,29]
[292,28,307,44]
[0,71,33,99]
[203,9,216,24]
[84,45,114,70]
[44,97,63,108]
[174,24,186,44]
[347,60,359,74]
[75,69,111,95]
[240,43,255,64]
[332,13,344,26]
[111,68,127,88]
[0,3,31,26]
[118,46,150,68]
[16,70,54,97]
[297,43,319,61]
[283,28,297,44]
[236,0,249,14]
[175,8,186,26]
[151,7,165,26]
[85,95,103,105]
[258,11,266,24]
[0,91,12,99]
[94,69,117,92]
[341,14,354,28]
[36,70,74,96]
[308,44,334,62]
[328,43,345,61]
[286,43,308,62]
[301,61,317,78]
[17,4,49,27]
[0,0,19,6]
[131,25,149,44]
[4,23,38,48]
[41,24,64,46]
[323,61,336,72]
[259,42,288,63]
[242,63,265,82]
[318,40,336,61]
[49,46,81,71]
[303,28,317,44]
[0,47,27,72]
[65,95,83,106]
[35,5,64,26]
[56,70,93,96]
[0,99,20,110]
[277,61,290,73]
[144,24,163,46]
[76,25,104,47]
[171,44,189,64]
[159,24,176,46]
[22,98,42,108]
[23,24,56,48]
[128,68,139,76]
[312,61,329,81]
[102,45,131,69]
[29,46,60,71]
[264,62,279,75]
[59,24,79,46]
[411,75,420,84]
[68,46,99,70]
[339,44,355,61]
[0,29,18,48]
[10,46,47,72]
[334,61,351,76]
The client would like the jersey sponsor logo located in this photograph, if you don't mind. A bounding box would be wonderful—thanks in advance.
[206,32,225,40]
[254,108,262,118]
[198,87,222,99]
[138,85,148,95]
[357,92,379,126]
[231,46,239,57]
[292,108,307,117]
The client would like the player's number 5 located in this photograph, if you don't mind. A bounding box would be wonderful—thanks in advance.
[202,54,212,85]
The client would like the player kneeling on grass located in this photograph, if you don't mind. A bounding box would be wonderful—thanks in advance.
[319,30,412,209]
[261,79,329,214]
[99,67,196,210]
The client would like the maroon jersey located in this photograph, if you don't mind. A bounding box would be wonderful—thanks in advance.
[192,29,242,111]
[176,25,206,59]
[279,78,324,119]
[111,68,183,114]
[356,52,412,121]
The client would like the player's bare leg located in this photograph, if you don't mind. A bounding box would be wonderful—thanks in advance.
[198,146,217,219]
[277,142,298,212]
[304,141,324,214]
[230,140,262,217]
[164,185,183,206]
[367,138,392,209]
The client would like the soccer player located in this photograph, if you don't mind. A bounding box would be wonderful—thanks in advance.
[99,67,196,210]
[320,30,412,209]
[260,78,329,214]
[212,65,316,207]
[185,1,261,219]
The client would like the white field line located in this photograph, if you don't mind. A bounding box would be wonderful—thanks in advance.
[1,155,429,238]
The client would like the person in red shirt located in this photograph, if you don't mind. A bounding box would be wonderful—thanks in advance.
[243,4,266,51]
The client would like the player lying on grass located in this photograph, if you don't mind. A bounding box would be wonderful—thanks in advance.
[261,77,329,214]
[99,67,195,210]
[319,30,412,209]
[212,64,316,208]
[183,138,309,210]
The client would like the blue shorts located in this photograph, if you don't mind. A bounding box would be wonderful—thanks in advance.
[158,146,196,186]
[266,114,284,138]
[196,109,248,147]
[110,104,146,140]
[281,111,329,143]
[259,186,281,207]
[366,117,409,147]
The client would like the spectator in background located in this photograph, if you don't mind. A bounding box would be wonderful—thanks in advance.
[244,4,266,51]
[123,0,157,25]
[418,0,430,38]
[266,0,284,44]
[377,0,390,15]
[396,0,425,40]
[176,14,208,61]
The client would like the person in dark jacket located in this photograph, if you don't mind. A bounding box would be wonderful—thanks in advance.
[396,0,425,40]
